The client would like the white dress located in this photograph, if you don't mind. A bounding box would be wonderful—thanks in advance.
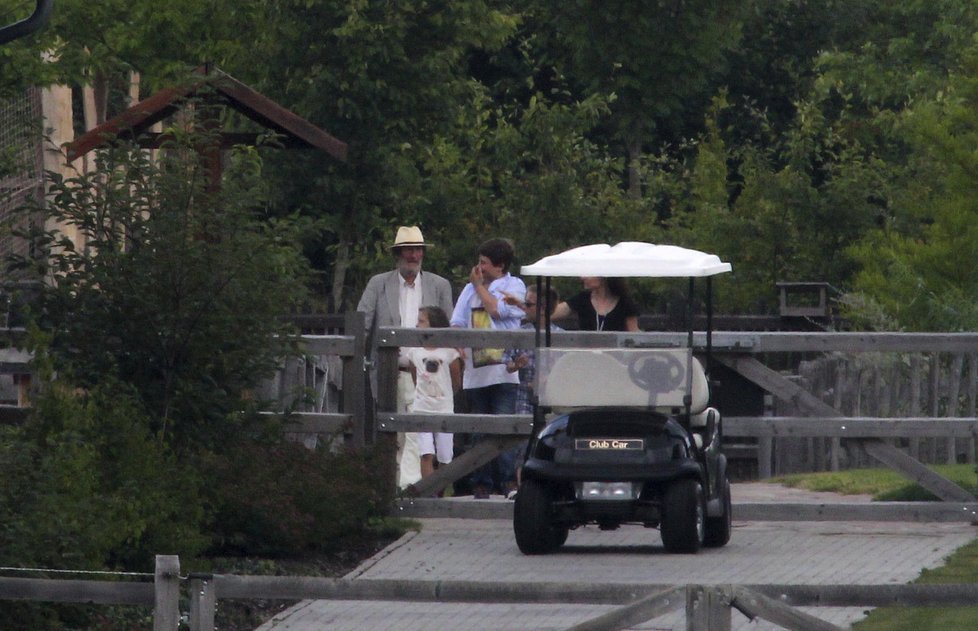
[406,346,459,463]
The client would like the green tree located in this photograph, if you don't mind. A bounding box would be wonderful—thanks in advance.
[7,123,314,448]
[849,40,978,331]
[240,0,527,308]
[530,0,748,198]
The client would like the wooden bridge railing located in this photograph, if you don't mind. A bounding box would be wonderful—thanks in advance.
[365,328,978,502]
[7,554,978,631]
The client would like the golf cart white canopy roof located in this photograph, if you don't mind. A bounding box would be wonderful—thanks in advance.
[521,242,732,278]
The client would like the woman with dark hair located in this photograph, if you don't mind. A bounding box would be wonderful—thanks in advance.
[551,277,641,332]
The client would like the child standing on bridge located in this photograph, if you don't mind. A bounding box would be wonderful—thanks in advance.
[406,306,462,479]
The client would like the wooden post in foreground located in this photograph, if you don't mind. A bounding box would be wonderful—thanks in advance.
[153,555,180,631]
[189,573,216,631]
[686,584,731,630]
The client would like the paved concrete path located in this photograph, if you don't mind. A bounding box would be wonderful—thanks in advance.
[257,484,976,630]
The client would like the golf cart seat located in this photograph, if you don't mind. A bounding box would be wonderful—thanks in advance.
[536,348,718,449]
[537,348,710,412]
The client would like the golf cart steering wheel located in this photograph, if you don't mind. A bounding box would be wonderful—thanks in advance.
[627,353,686,391]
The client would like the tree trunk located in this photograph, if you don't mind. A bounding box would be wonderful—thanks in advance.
[331,238,351,312]
[626,137,642,200]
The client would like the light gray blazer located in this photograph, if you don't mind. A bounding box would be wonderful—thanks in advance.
[356,269,454,341]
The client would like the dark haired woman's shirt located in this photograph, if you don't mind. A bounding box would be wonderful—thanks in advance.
[566,290,640,331]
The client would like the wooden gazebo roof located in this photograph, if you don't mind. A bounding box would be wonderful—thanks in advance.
[65,64,347,162]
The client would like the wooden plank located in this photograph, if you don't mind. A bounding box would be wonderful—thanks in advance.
[343,311,367,448]
[379,413,533,435]
[215,575,673,604]
[947,353,964,464]
[736,501,978,522]
[858,439,975,502]
[724,417,978,438]
[395,496,513,519]
[268,412,351,434]
[404,437,525,498]
[393,497,978,522]
[714,355,845,418]
[909,354,921,459]
[970,353,978,464]
[208,70,348,160]
[716,355,974,502]
[753,583,978,607]
[0,577,153,605]
[376,329,978,353]
[565,586,684,631]
[730,586,842,631]
[205,575,978,606]
[300,335,355,356]
[830,359,843,471]
[928,354,940,463]
[376,346,400,495]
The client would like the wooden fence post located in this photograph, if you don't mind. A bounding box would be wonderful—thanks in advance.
[908,354,921,459]
[758,393,773,479]
[685,584,731,631]
[947,353,964,464]
[343,311,367,448]
[376,344,400,494]
[188,573,215,631]
[968,353,977,464]
[153,555,180,631]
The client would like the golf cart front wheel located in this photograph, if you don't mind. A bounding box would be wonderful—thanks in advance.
[513,479,565,555]
[660,478,705,553]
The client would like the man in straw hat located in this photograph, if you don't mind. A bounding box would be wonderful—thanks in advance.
[357,226,454,489]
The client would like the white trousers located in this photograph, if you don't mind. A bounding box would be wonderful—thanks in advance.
[395,371,422,489]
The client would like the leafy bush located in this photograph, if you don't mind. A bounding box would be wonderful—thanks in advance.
[203,436,394,557]
[0,381,209,629]
[0,381,208,571]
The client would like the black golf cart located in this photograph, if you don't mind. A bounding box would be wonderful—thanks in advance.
[513,242,733,555]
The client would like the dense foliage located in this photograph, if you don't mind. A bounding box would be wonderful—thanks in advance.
[0,127,394,628]
[4,0,978,624]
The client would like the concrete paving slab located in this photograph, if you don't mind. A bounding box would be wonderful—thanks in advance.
[257,484,977,631]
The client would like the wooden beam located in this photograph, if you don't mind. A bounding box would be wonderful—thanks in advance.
[857,439,975,502]
[735,501,978,522]
[713,355,975,502]
[209,72,348,161]
[565,586,684,631]
[376,328,978,354]
[731,586,842,631]
[403,437,525,498]
[379,412,533,435]
[0,577,152,605]
[725,416,978,438]
[264,412,351,434]
[393,497,978,522]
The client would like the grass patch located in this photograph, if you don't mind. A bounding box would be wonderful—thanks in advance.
[769,466,978,630]
[771,464,978,501]
[853,538,978,630]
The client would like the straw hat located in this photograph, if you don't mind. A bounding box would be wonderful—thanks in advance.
[390,226,430,249]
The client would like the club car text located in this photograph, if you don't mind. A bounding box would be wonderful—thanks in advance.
[575,438,644,450]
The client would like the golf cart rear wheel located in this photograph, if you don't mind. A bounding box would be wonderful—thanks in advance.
[514,479,565,555]
[704,477,732,548]
[660,478,705,553]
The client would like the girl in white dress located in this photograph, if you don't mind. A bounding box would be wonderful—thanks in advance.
[406,306,462,478]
